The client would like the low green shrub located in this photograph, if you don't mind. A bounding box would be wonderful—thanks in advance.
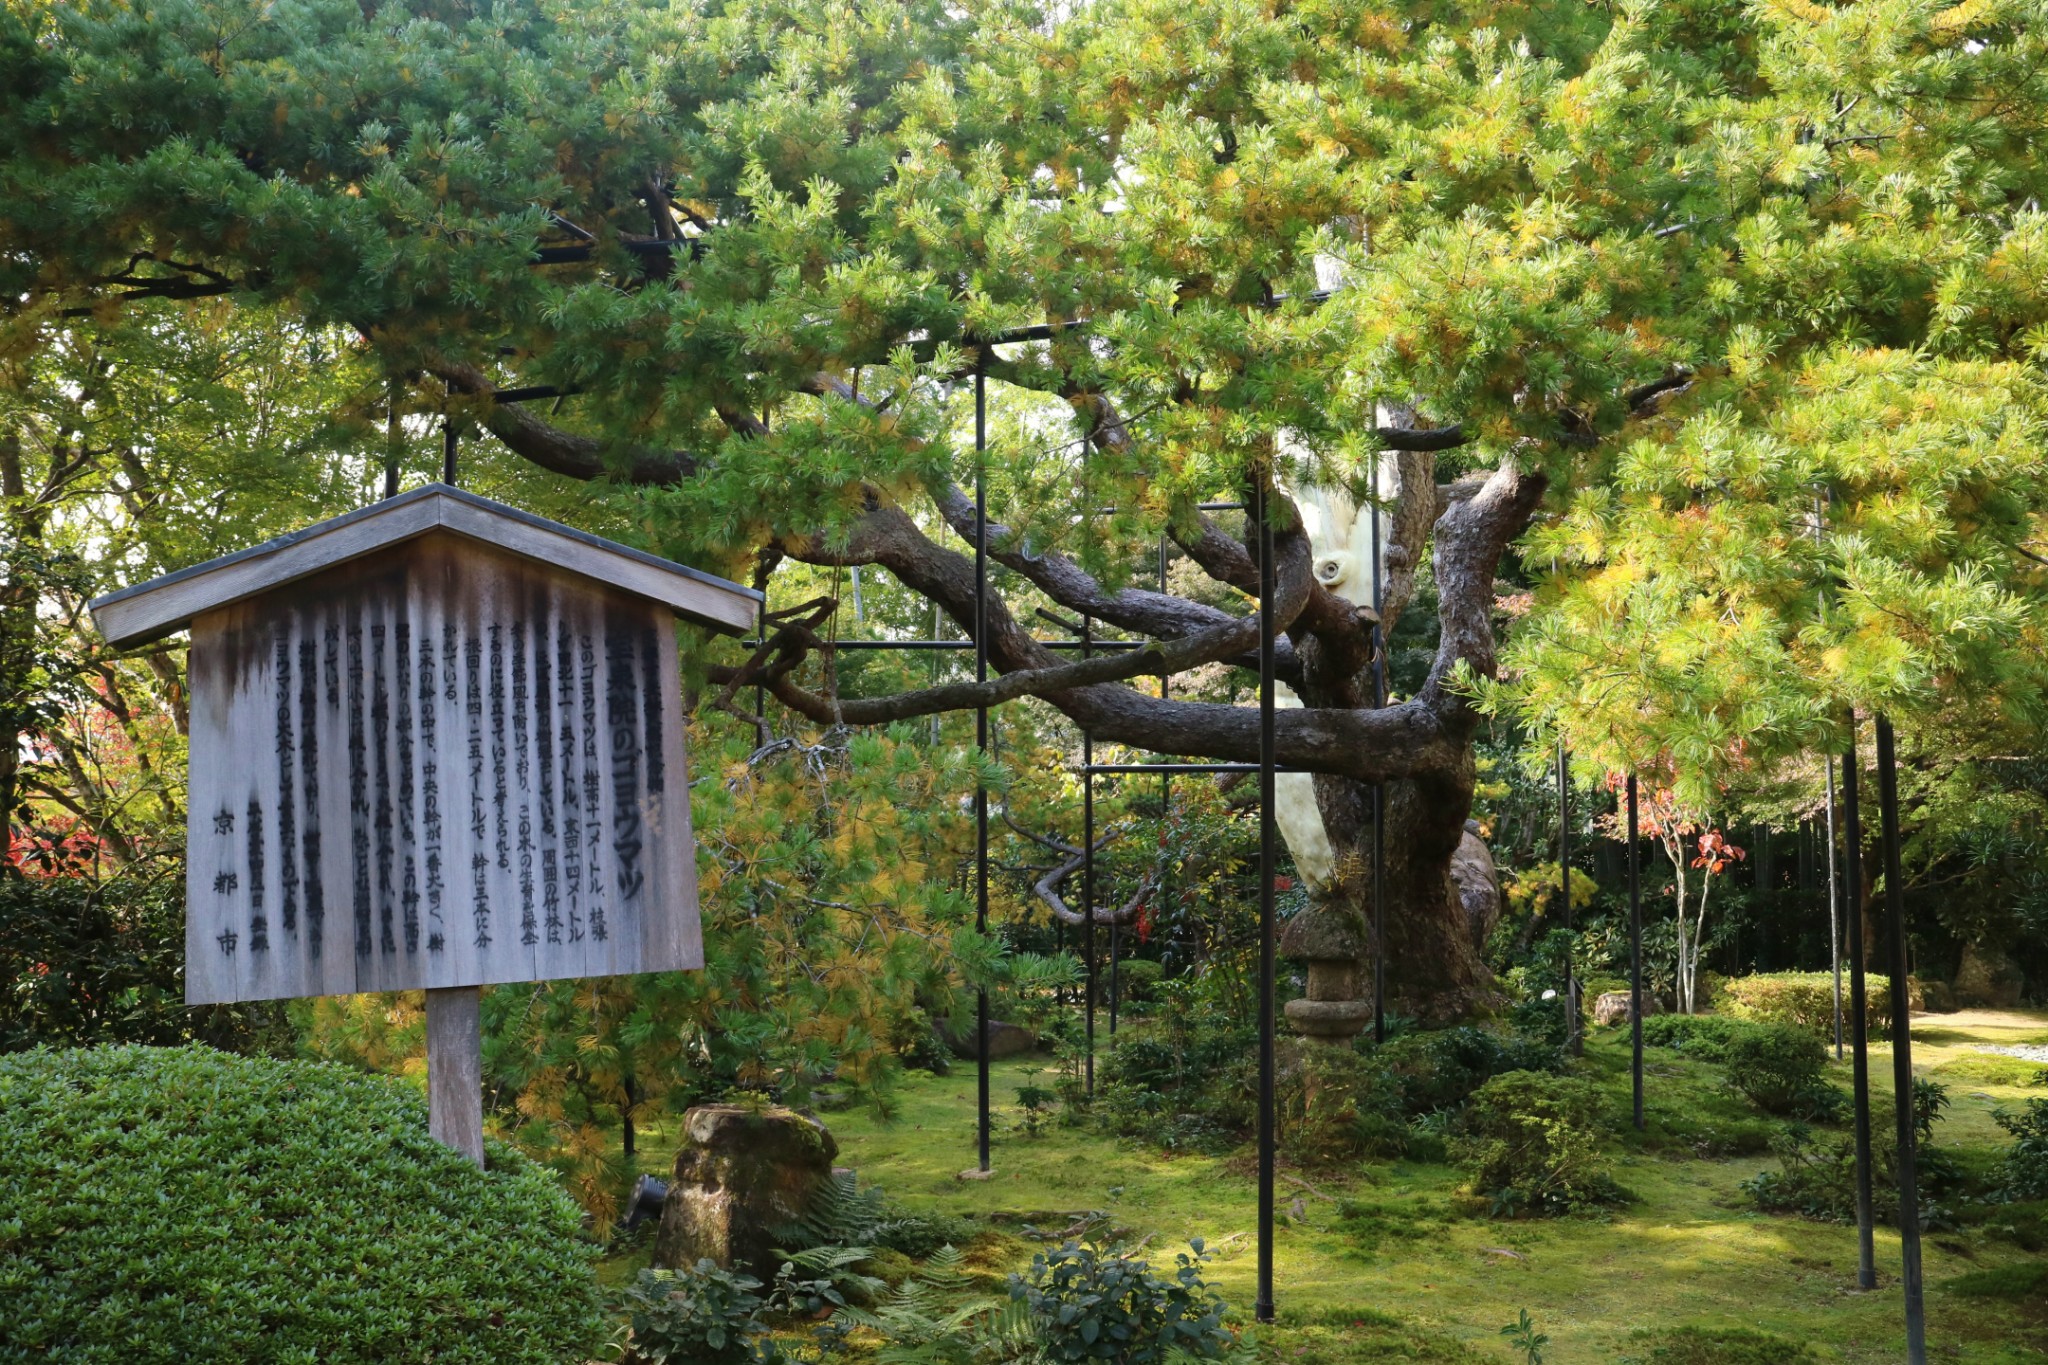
[1378,1025,1563,1116]
[0,1045,602,1364]
[617,1260,779,1365]
[1620,1325,1820,1364]
[1721,1023,1843,1119]
[1640,1013,1751,1060]
[1280,1045,1407,1164]
[1716,971,1893,1042]
[1994,1097,2048,1201]
[1505,994,1574,1052]
[1640,1016,1845,1120]
[1010,1237,1234,1365]
[1094,1002,1257,1153]
[1743,1081,1960,1226]
[1453,1070,1627,1217]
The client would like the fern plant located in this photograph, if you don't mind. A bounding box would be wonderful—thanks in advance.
[836,1247,1038,1365]
[772,1170,891,1252]
[770,1244,887,1317]
[775,1169,980,1260]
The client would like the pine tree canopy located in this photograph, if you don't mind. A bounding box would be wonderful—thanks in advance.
[6,0,2047,872]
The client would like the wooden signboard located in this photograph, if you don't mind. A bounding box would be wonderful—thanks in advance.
[91,485,759,1160]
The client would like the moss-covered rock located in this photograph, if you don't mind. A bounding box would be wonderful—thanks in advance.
[653,1104,838,1277]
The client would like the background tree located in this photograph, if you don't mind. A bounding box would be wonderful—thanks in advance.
[8,0,2048,1022]
[1592,778,1744,1014]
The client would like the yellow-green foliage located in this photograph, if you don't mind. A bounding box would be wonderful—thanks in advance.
[1719,971,1898,1041]
[304,719,990,1221]
[1453,1070,1624,1217]
[1500,863,1598,920]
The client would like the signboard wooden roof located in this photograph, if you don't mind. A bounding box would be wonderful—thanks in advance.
[91,483,759,648]
[89,486,759,1007]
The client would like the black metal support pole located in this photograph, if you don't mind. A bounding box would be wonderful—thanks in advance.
[1370,454,1386,1045]
[1827,754,1844,1060]
[974,368,991,1173]
[1874,715,1927,1362]
[384,380,403,500]
[1817,489,1844,1062]
[1082,615,1096,1098]
[1559,744,1580,1055]
[1157,538,1171,1012]
[1628,774,1644,1130]
[1842,722,1878,1290]
[441,419,458,486]
[1254,483,1278,1326]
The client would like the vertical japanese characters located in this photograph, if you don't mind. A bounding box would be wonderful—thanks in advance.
[204,570,671,996]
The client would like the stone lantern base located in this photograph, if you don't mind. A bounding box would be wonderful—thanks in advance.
[1279,902,1373,1045]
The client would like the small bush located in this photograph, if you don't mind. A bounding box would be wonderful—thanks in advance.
[1994,1098,2048,1201]
[1010,1238,1234,1365]
[1504,994,1573,1052]
[0,876,289,1054]
[1453,1070,1627,1217]
[1379,1025,1562,1116]
[1721,1023,1841,1118]
[0,1045,602,1364]
[1620,1325,1820,1363]
[1281,1045,1407,1164]
[1640,1013,1751,1061]
[1115,959,1165,1003]
[617,1261,779,1365]
[1743,1082,1959,1225]
[1094,1002,1257,1152]
[1717,972,1894,1042]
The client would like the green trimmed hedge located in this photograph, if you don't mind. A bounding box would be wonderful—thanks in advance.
[0,1045,602,1364]
[1716,972,1905,1041]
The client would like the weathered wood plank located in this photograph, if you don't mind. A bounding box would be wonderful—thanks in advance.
[426,985,484,1166]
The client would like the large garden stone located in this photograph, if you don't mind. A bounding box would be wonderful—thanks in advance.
[652,1105,837,1277]
[1954,944,2026,1008]
[944,1019,1039,1060]
[1593,990,1662,1026]
[1448,823,1502,951]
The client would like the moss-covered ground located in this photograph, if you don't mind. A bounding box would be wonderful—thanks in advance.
[610,1009,2048,1364]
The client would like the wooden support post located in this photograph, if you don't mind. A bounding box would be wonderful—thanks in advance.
[427,985,484,1166]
